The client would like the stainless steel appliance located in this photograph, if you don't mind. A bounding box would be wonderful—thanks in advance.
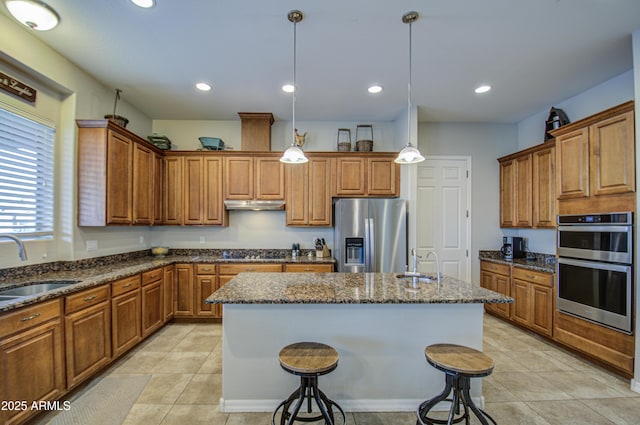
[556,212,634,334]
[334,198,407,273]
[501,236,524,260]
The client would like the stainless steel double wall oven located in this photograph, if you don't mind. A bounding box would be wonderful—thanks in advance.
[557,212,634,334]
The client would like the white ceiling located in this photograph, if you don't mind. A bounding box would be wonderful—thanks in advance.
[3,0,640,123]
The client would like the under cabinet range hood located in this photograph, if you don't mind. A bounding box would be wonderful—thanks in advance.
[223,200,285,211]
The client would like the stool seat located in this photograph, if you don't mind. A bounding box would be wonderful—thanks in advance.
[425,343,494,377]
[279,342,339,375]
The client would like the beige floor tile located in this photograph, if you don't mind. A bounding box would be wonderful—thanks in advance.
[539,371,630,399]
[491,372,572,401]
[225,411,275,425]
[110,351,169,374]
[121,403,172,425]
[526,399,617,425]
[171,333,220,352]
[504,350,576,372]
[137,374,195,404]
[583,397,640,424]
[483,375,519,402]
[489,351,531,372]
[198,352,222,374]
[353,411,417,425]
[160,404,228,425]
[150,352,210,373]
[483,401,553,424]
[175,373,221,404]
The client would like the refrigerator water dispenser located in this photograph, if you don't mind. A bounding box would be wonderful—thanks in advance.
[345,237,364,265]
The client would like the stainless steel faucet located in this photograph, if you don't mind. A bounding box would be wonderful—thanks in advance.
[0,234,28,261]
[405,248,422,277]
[424,250,441,284]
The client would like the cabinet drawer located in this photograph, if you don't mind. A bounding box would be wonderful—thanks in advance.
[219,263,283,274]
[512,267,553,287]
[111,275,141,297]
[0,299,61,338]
[480,261,510,276]
[142,268,163,285]
[195,264,217,275]
[285,264,334,272]
[65,285,110,314]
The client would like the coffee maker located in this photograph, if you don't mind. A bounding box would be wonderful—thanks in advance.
[501,236,525,260]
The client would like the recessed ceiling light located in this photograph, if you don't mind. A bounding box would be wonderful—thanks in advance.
[282,84,295,93]
[5,0,60,31]
[474,85,491,94]
[195,82,211,91]
[368,85,383,94]
[130,0,155,8]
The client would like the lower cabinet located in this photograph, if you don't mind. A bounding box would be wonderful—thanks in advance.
[480,261,511,320]
[195,264,218,317]
[511,267,553,337]
[284,264,334,272]
[64,285,111,389]
[163,265,175,322]
[141,268,164,338]
[175,263,195,317]
[0,299,65,425]
[111,275,142,358]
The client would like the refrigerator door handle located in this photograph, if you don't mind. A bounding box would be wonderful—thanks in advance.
[367,218,375,272]
[364,218,370,272]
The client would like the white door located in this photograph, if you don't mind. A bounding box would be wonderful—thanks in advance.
[416,157,471,281]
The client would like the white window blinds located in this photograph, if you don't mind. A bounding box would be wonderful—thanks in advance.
[0,107,55,236]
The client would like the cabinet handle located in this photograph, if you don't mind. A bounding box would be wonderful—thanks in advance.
[526,274,535,280]
[83,295,97,301]
[123,283,132,288]
[245,268,256,271]
[20,312,41,322]
[304,268,313,272]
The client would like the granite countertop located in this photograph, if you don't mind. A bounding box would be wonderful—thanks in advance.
[478,250,556,273]
[206,272,513,305]
[0,251,336,313]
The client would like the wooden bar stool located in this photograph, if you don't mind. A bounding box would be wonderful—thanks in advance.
[417,344,497,425]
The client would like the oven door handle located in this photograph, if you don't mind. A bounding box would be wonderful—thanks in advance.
[557,257,632,273]
[557,225,632,232]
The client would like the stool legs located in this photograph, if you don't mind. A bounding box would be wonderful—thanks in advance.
[416,373,497,425]
[272,374,346,425]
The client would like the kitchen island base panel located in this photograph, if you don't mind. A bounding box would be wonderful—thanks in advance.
[219,303,485,412]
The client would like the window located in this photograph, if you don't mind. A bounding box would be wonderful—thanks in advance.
[0,107,55,236]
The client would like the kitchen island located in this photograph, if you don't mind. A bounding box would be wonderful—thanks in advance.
[206,272,512,412]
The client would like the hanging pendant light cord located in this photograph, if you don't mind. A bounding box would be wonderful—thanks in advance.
[292,16,297,147]
[407,18,412,147]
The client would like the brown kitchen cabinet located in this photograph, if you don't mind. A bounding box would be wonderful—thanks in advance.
[552,101,635,214]
[510,267,553,337]
[111,275,141,358]
[285,155,333,226]
[76,120,163,226]
[224,154,284,201]
[163,155,183,225]
[64,285,111,390]
[480,261,511,320]
[0,299,65,425]
[163,265,175,322]
[334,154,400,197]
[183,156,226,225]
[217,263,283,317]
[532,145,556,228]
[195,264,218,317]
[174,264,195,317]
[153,152,164,224]
[284,264,334,272]
[141,268,164,338]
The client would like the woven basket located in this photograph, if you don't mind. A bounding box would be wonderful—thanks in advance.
[337,142,351,152]
[355,140,373,152]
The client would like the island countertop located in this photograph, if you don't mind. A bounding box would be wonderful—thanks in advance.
[206,272,513,304]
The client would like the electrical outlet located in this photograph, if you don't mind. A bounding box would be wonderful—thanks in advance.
[86,240,98,251]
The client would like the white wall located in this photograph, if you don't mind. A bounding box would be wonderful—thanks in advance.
[418,123,518,284]
[0,14,153,269]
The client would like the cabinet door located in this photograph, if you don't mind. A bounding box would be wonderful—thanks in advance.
[224,157,253,199]
[65,301,111,389]
[184,157,204,224]
[531,284,553,337]
[163,156,183,225]
[153,152,163,224]
[285,264,334,272]
[514,154,532,228]
[106,130,133,224]
[499,159,515,227]
[175,264,194,316]
[285,161,309,225]
[132,142,153,225]
[163,265,175,322]
[480,271,497,314]
[204,157,225,225]
[494,274,511,319]
[335,158,366,196]
[532,147,555,228]
[195,275,218,317]
[308,157,333,226]
[511,278,530,327]
[556,127,589,199]
[590,110,635,196]
[0,319,65,425]
[141,280,163,338]
[111,290,141,358]
[255,157,284,200]
[368,158,399,196]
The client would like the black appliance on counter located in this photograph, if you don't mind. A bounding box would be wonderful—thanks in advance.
[501,236,524,261]
[556,212,633,334]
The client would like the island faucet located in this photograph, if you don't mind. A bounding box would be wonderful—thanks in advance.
[405,248,422,277]
[424,250,441,284]
[0,234,28,261]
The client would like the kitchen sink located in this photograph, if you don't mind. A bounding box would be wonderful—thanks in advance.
[0,280,80,297]
[396,274,436,282]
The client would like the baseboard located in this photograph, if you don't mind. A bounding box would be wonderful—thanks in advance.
[631,379,640,394]
[219,396,485,413]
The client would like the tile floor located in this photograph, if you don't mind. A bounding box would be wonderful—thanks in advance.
[31,314,640,425]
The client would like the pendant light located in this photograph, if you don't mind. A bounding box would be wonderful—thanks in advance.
[395,11,425,164]
[5,0,60,31]
[280,10,308,164]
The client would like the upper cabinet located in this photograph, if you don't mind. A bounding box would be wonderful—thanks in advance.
[551,101,635,214]
[334,154,400,197]
[498,141,555,229]
[224,154,284,200]
[285,155,334,227]
[77,120,163,226]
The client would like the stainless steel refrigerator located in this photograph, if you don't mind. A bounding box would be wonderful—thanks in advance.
[334,198,407,273]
